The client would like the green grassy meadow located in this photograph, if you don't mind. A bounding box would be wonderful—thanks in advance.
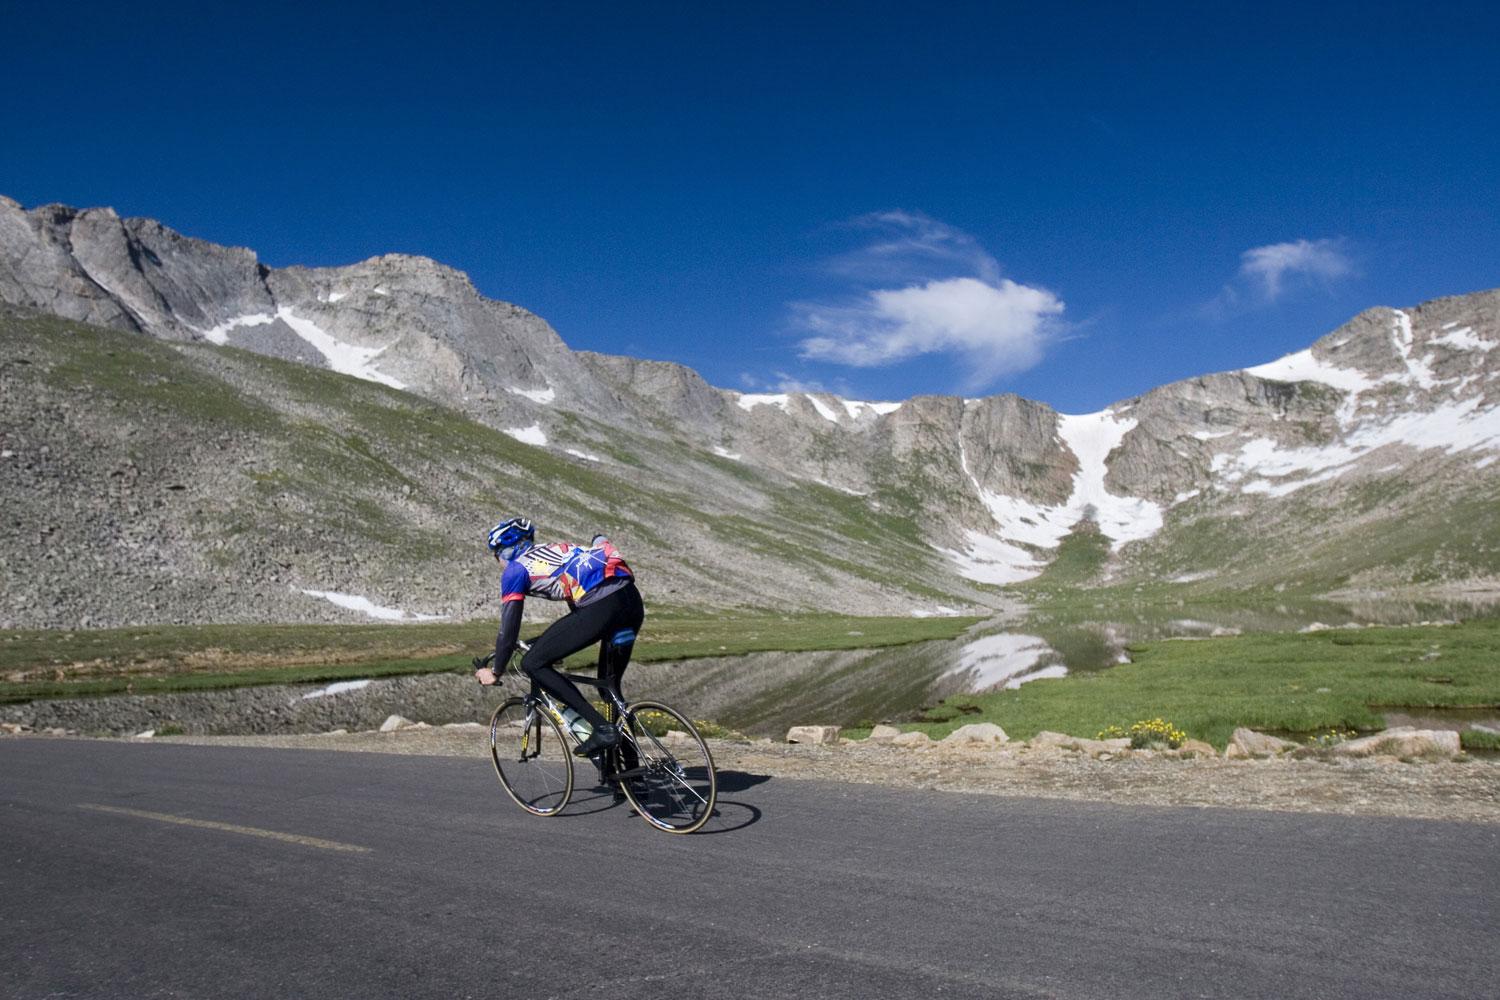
[906,617,1500,748]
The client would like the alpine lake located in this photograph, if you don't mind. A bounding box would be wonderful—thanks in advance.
[623,594,1500,741]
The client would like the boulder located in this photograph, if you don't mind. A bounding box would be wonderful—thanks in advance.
[442,722,485,731]
[0,722,26,735]
[1329,727,1461,759]
[1178,739,1218,758]
[379,714,414,733]
[1074,740,1128,755]
[941,723,1009,746]
[1226,728,1298,758]
[867,724,903,743]
[1026,732,1126,756]
[662,730,694,746]
[891,731,933,748]
[786,725,840,745]
[133,729,155,739]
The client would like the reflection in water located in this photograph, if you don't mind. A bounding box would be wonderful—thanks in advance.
[940,633,1059,690]
[626,594,1500,738]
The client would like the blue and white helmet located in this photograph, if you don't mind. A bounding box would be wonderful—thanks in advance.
[486,517,535,560]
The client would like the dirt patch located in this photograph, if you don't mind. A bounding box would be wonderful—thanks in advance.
[66,727,1500,826]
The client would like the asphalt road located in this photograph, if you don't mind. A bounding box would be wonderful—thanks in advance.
[2,739,1496,1000]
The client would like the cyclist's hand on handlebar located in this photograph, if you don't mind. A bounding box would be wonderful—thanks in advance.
[474,666,498,686]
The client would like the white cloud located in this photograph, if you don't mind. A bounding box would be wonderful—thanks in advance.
[1237,238,1354,301]
[793,213,1063,386]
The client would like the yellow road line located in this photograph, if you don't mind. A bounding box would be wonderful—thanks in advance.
[78,804,372,854]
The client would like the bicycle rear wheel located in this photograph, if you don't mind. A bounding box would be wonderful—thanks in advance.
[490,697,573,816]
[617,700,717,834]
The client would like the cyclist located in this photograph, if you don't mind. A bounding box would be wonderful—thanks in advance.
[474,518,644,763]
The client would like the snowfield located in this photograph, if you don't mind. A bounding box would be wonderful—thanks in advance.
[941,409,1164,584]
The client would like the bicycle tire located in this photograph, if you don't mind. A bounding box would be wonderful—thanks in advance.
[617,700,717,834]
[490,697,574,816]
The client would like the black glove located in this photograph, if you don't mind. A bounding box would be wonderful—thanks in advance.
[471,653,495,670]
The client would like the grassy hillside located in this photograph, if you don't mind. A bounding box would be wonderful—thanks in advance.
[0,307,988,626]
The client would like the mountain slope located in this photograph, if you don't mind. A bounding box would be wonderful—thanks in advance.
[0,307,997,627]
[2,195,1499,626]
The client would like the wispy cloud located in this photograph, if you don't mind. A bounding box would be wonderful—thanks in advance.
[823,211,1003,285]
[1237,238,1355,300]
[792,212,1063,389]
[739,370,848,395]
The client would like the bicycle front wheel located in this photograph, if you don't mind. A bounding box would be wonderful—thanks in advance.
[618,700,717,834]
[490,697,573,816]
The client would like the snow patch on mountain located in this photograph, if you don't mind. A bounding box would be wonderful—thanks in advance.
[276,307,405,388]
[942,410,1165,584]
[1390,309,1440,390]
[1430,326,1493,352]
[806,394,841,423]
[1216,396,1500,495]
[937,530,1044,584]
[842,399,903,418]
[504,424,548,447]
[736,393,790,413]
[1057,411,1165,547]
[200,313,274,345]
[298,589,446,621]
[713,446,742,460]
[509,384,556,404]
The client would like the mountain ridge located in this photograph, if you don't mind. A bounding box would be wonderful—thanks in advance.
[3,195,1498,626]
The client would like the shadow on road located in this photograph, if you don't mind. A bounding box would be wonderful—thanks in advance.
[697,799,761,835]
[717,769,771,794]
[537,770,773,832]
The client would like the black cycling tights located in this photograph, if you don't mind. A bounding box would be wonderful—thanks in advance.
[520,583,645,728]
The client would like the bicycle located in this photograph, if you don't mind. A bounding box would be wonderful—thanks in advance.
[484,639,718,834]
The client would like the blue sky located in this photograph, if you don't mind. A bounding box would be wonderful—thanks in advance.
[3,1,1497,412]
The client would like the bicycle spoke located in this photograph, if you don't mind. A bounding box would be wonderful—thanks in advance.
[490,697,573,816]
[617,701,717,834]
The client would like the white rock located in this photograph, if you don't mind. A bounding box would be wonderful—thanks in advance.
[867,724,902,743]
[442,722,485,731]
[891,731,933,747]
[1026,731,1127,756]
[1227,728,1298,758]
[941,722,1009,745]
[786,725,840,745]
[379,714,414,733]
[133,729,155,739]
[1330,727,1461,758]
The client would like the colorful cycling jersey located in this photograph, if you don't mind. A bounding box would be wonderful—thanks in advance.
[500,539,633,607]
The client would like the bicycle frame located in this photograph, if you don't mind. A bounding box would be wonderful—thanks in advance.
[495,641,711,827]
